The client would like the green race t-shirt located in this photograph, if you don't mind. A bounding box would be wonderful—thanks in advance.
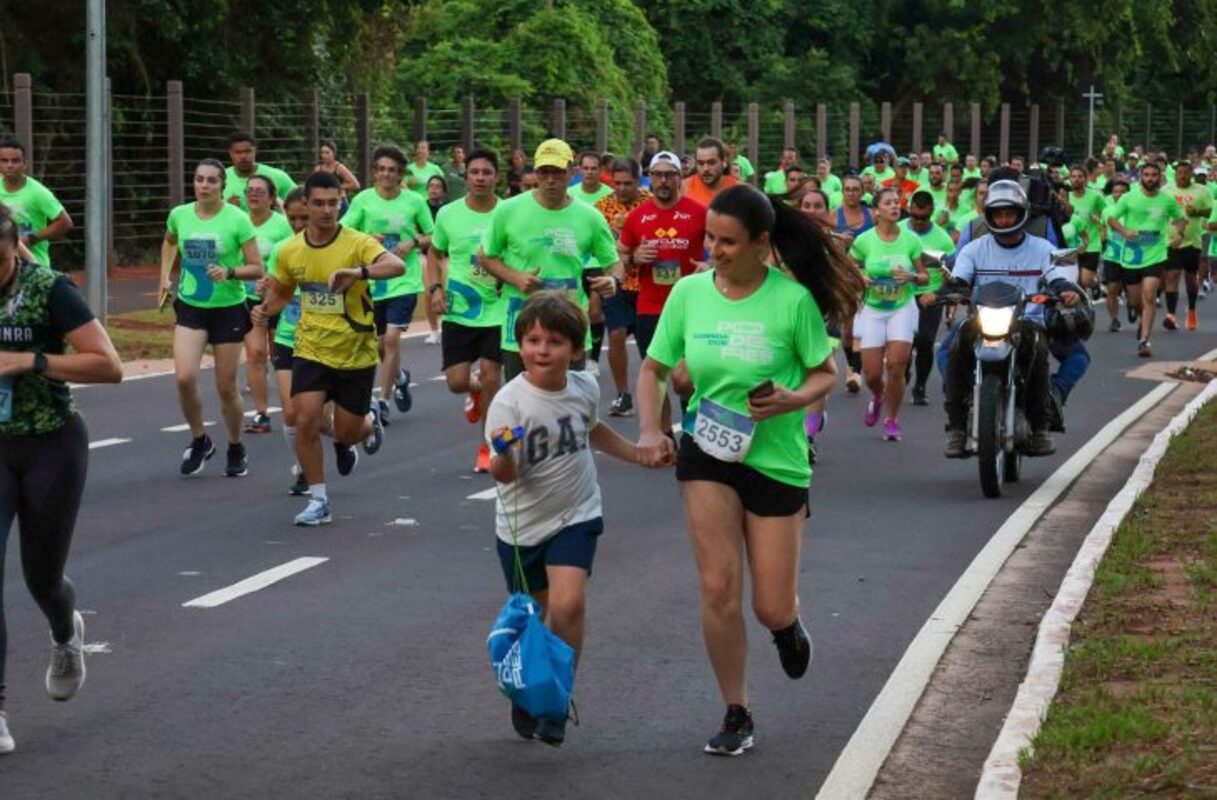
[1110,186,1182,269]
[405,161,444,197]
[223,164,296,212]
[849,227,924,310]
[1101,205,1127,265]
[647,268,831,488]
[762,171,787,195]
[1207,204,1217,257]
[924,184,948,212]
[1068,187,1105,254]
[933,143,959,164]
[734,155,755,181]
[0,177,66,267]
[248,212,294,300]
[962,167,983,182]
[341,187,434,298]
[569,182,613,206]
[431,199,503,328]
[861,166,894,184]
[899,219,955,293]
[266,235,302,348]
[481,192,618,353]
[820,173,843,196]
[167,202,256,308]
[1166,182,1212,250]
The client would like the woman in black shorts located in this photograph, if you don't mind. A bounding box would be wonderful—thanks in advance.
[636,186,862,756]
[0,205,122,754]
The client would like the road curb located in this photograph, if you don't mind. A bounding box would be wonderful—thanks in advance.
[975,377,1217,798]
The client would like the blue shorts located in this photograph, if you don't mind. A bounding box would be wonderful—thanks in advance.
[496,517,604,594]
[374,294,418,335]
[602,290,637,332]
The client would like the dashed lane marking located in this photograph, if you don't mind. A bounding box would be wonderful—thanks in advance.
[182,557,329,609]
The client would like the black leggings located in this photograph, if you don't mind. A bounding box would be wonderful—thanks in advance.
[0,413,88,709]
[913,302,945,388]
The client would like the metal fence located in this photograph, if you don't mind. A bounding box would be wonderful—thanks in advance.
[4,73,1217,270]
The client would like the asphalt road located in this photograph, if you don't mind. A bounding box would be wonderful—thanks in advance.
[1,315,1215,798]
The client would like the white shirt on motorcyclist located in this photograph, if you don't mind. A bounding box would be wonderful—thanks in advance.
[952,233,1071,327]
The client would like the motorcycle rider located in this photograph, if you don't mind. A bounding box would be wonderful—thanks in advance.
[942,180,1082,458]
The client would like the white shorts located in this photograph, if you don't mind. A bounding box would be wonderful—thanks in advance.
[857,302,918,348]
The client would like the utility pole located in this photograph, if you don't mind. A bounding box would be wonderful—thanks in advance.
[86,0,108,321]
[1083,85,1104,159]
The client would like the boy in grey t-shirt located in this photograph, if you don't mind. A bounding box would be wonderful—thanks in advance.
[487,292,655,746]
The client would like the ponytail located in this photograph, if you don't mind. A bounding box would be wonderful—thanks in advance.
[709,185,862,325]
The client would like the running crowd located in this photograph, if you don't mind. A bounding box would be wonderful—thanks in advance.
[0,125,1213,756]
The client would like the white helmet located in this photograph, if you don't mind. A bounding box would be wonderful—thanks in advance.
[984,179,1029,234]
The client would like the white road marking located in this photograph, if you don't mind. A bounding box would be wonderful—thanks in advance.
[816,379,1181,800]
[178,571,202,576]
[82,642,112,654]
[161,422,215,432]
[88,438,131,449]
[430,375,447,382]
[182,557,329,609]
[387,518,418,527]
[466,487,498,501]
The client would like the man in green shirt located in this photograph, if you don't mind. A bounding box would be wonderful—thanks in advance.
[0,138,73,267]
[962,154,982,182]
[923,163,948,212]
[1164,160,1212,330]
[902,190,956,405]
[933,134,959,165]
[728,141,755,182]
[223,132,296,212]
[1108,162,1184,356]
[570,151,613,206]
[763,147,799,195]
[404,140,444,198]
[341,143,434,425]
[1066,165,1106,289]
[425,148,505,474]
[478,138,620,381]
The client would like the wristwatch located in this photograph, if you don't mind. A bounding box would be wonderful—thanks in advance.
[226,267,237,280]
[32,352,48,375]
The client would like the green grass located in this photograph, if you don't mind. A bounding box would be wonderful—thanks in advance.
[1020,399,1217,798]
[104,307,175,361]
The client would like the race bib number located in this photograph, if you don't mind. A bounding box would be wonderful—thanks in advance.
[0,376,11,423]
[541,277,580,302]
[692,398,754,463]
[653,260,681,286]
[299,282,345,315]
[1136,230,1160,245]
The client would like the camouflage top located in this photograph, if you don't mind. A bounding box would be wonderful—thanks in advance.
[0,260,95,437]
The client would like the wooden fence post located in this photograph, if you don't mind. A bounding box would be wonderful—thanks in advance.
[1029,105,1040,165]
[167,80,184,207]
[461,95,475,151]
[595,99,609,153]
[711,102,722,139]
[14,73,33,169]
[747,102,759,186]
[239,87,255,136]
[634,99,647,157]
[999,103,1010,164]
[413,98,427,143]
[816,104,827,161]
[674,101,686,156]
[943,102,954,146]
[912,102,923,153]
[551,99,566,140]
[849,102,860,167]
[355,93,370,186]
[507,97,522,152]
[881,101,892,143]
[784,101,795,149]
[970,103,982,159]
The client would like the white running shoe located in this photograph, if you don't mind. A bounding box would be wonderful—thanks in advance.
[46,611,86,702]
[0,711,13,754]
[424,330,441,345]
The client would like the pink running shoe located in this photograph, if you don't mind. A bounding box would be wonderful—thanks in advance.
[883,418,902,441]
[863,398,881,427]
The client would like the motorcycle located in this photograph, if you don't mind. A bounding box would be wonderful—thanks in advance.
[935,249,1076,498]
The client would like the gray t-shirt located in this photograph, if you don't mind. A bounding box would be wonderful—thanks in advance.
[486,371,602,546]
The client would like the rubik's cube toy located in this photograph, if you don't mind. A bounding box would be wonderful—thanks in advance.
[491,426,525,455]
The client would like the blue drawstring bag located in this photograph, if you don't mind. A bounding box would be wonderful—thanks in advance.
[488,593,575,721]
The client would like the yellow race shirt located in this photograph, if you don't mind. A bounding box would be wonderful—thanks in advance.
[273,226,386,370]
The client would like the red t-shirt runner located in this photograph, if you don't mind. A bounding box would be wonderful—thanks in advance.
[619,196,707,315]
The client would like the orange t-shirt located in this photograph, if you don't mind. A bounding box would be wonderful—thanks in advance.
[682,174,740,209]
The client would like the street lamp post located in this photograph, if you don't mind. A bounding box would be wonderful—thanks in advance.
[1084,85,1104,159]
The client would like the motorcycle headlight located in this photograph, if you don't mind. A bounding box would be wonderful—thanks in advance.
[977,306,1015,339]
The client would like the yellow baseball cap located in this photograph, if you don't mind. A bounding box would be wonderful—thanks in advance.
[534,139,574,170]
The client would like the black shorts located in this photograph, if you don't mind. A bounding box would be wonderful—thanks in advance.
[502,351,586,382]
[1102,260,1123,284]
[441,321,502,370]
[174,299,250,345]
[271,342,294,372]
[675,435,808,517]
[290,357,375,416]
[1168,247,1201,273]
[1122,263,1164,285]
[495,517,604,594]
[1078,251,1100,273]
[374,294,418,336]
[246,298,279,331]
[635,313,660,358]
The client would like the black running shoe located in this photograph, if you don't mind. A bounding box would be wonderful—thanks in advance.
[376,398,391,428]
[704,705,754,756]
[534,715,566,747]
[224,442,248,477]
[911,384,928,406]
[363,408,385,455]
[289,468,309,496]
[335,442,359,476]
[180,434,215,476]
[510,702,537,741]
[394,369,413,413]
[771,617,813,679]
